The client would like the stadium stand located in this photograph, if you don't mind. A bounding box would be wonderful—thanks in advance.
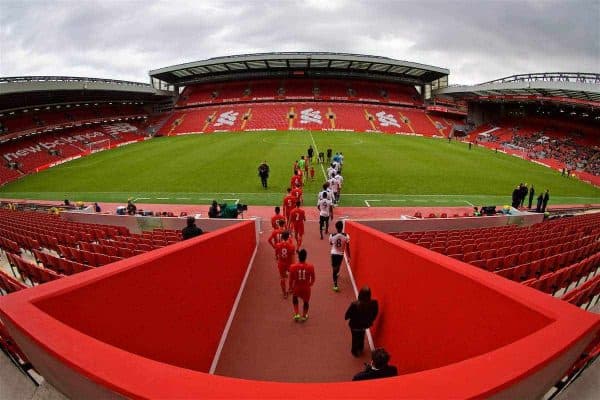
[0,120,147,184]
[390,213,600,308]
[158,102,464,137]
[1,56,598,399]
[0,103,146,137]
[471,117,600,175]
[0,209,192,282]
[177,78,424,107]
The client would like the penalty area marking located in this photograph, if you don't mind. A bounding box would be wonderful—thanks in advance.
[223,198,240,204]
[209,240,259,374]
[364,200,381,207]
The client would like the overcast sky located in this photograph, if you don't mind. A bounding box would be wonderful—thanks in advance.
[0,0,598,85]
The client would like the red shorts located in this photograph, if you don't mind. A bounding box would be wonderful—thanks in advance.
[277,262,290,278]
[292,287,311,302]
[292,223,304,236]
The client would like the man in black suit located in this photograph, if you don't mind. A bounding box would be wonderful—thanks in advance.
[528,185,535,209]
[352,348,398,381]
[542,189,550,213]
[519,183,528,208]
[511,185,521,208]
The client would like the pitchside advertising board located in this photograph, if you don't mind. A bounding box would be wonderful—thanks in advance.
[2,123,138,163]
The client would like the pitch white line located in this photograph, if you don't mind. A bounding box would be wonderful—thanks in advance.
[209,241,259,374]
[156,197,170,200]
[223,198,240,204]
[133,197,150,202]
[343,253,375,351]
[464,200,475,206]
[309,132,327,180]
[364,200,381,207]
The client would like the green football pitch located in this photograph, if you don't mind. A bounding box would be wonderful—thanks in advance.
[1,131,599,207]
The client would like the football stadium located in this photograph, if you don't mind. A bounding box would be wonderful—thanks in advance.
[1,49,599,399]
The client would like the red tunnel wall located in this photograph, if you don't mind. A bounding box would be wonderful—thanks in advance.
[346,221,559,372]
[33,220,256,372]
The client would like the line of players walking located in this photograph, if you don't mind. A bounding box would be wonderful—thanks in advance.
[266,147,348,324]
[263,148,398,377]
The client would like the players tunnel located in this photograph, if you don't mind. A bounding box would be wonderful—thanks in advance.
[0,219,598,398]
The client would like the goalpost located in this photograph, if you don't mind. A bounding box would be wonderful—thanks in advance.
[87,138,111,153]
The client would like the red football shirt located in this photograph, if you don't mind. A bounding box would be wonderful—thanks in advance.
[290,175,302,188]
[268,228,284,248]
[283,195,296,214]
[275,240,296,265]
[291,187,303,201]
[271,214,286,230]
[289,207,306,226]
[289,262,315,290]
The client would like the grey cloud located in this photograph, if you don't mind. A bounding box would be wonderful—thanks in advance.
[0,0,598,85]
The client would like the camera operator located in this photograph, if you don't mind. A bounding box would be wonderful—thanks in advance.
[208,201,221,218]
[352,348,398,381]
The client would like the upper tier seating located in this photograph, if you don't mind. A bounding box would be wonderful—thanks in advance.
[0,104,146,136]
[0,121,146,185]
[177,79,424,107]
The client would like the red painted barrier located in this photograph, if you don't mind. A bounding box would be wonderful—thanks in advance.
[0,219,598,398]
[345,221,600,398]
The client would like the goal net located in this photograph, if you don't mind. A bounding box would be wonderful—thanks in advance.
[87,139,110,153]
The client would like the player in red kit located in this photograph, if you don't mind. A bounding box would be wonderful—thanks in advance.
[283,188,296,223]
[275,231,296,298]
[289,249,315,322]
[290,183,303,205]
[309,166,315,181]
[288,201,306,247]
[290,170,302,188]
[268,219,286,249]
[271,206,286,230]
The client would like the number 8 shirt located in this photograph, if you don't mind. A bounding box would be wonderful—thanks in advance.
[330,232,350,256]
